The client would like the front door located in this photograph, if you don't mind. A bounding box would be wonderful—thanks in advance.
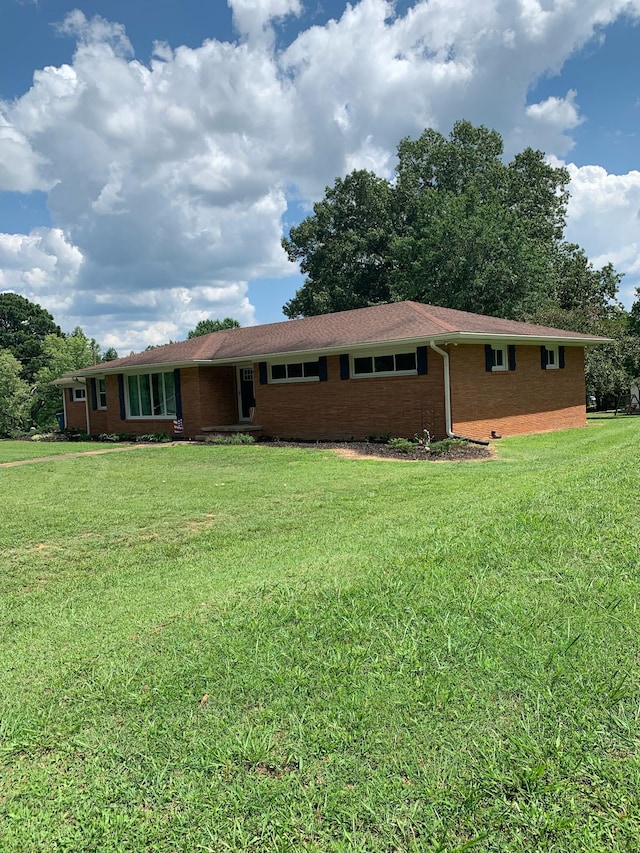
[238,366,255,421]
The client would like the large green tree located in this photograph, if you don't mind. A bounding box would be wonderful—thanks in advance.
[0,293,62,382]
[282,120,616,323]
[0,349,31,436]
[282,170,395,318]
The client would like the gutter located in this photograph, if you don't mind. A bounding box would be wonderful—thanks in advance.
[429,340,489,446]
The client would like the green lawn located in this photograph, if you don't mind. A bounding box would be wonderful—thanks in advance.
[1,421,639,852]
[0,439,113,463]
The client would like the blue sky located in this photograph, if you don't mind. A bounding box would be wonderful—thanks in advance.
[1,0,639,352]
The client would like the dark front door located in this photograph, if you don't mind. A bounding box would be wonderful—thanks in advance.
[238,367,255,420]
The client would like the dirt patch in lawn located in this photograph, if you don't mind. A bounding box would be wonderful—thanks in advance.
[262,439,496,462]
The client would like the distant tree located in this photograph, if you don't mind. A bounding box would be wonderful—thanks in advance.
[0,349,31,436]
[0,293,62,382]
[32,327,96,428]
[629,289,640,338]
[101,347,119,362]
[187,318,241,338]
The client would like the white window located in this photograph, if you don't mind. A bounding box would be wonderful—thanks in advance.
[545,346,559,369]
[270,361,320,382]
[72,387,86,401]
[490,346,508,372]
[127,372,176,418]
[98,378,107,409]
[352,351,417,377]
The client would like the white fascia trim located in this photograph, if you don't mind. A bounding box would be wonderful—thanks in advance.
[452,332,611,346]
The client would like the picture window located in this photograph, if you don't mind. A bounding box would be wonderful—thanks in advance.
[127,372,176,418]
[352,351,417,377]
[269,361,320,382]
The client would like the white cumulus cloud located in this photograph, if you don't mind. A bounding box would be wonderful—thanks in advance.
[1,0,640,350]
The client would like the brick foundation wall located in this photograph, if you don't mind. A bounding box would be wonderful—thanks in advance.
[449,344,587,439]
[253,354,447,440]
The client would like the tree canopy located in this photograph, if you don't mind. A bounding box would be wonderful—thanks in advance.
[282,120,639,404]
[281,120,611,324]
[0,292,62,382]
[187,318,241,338]
[0,349,31,436]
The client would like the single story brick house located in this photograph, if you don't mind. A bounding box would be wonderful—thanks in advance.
[56,301,607,442]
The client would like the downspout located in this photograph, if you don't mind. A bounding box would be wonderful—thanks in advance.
[429,341,490,446]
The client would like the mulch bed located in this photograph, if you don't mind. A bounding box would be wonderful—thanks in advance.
[260,439,494,462]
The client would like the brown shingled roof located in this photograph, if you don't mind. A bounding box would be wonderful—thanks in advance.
[70,301,610,377]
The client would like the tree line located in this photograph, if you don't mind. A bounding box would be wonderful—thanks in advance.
[282,120,640,408]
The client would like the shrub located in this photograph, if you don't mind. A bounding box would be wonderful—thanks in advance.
[63,428,91,442]
[137,431,170,443]
[430,438,466,455]
[207,433,255,445]
[387,436,417,453]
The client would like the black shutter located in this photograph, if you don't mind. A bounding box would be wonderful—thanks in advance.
[117,374,126,420]
[173,368,183,418]
[68,388,74,403]
[508,345,516,372]
[90,378,97,410]
[485,344,493,372]
[259,362,268,385]
[416,346,428,375]
[540,346,548,370]
[559,346,565,369]
[318,356,328,381]
[339,354,350,380]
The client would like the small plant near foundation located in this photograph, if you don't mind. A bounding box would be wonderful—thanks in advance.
[429,437,466,455]
[208,433,255,445]
[137,431,171,443]
[387,436,418,453]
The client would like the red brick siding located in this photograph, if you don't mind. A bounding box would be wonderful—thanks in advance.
[86,345,587,441]
[449,344,587,439]
[253,354,446,440]
[197,365,238,426]
[65,396,88,431]
[88,366,238,438]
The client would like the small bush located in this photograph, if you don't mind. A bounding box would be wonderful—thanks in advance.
[137,431,170,443]
[63,428,91,442]
[430,438,466,455]
[387,436,417,453]
[207,433,255,445]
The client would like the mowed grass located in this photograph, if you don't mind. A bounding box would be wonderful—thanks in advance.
[1,421,639,852]
[0,440,108,463]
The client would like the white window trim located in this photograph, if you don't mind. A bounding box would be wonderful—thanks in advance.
[269,360,321,383]
[125,370,177,419]
[72,387,87,401]
[351,350,418,378]
[545,346,559,369]
[490,345,509,372]
[97,377,107,410]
